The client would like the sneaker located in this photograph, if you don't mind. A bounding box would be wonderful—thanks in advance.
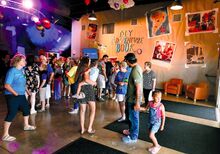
[68,109,79,114]
[98,97,105,102]
[45,104,50,109]
[122,136,137,144]
[30,109,37,115]
[118,117,126,122]
[38,109,45,112]
[72,92,85,99]
[66,96,71,99]
[151,145,161,154]
[36,103,41,107]
[122,129,130,135]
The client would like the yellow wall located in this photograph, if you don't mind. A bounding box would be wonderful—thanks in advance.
[78,0,220,96]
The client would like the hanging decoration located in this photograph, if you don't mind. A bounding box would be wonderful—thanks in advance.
[108,0,135,10]
[84,0,91,6]
[40,18,51,29]
[35,18,51,37]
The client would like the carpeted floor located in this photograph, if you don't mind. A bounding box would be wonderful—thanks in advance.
[142,100,216,121]
[104,112,220,154]
[54,137,126,154]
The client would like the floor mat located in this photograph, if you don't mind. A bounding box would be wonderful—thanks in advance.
[104,112,220,154]
[142,100,216,121]
[54,137,126,154]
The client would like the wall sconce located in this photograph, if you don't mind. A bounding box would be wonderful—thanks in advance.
[88,11,97,21]
[170,0,183,10]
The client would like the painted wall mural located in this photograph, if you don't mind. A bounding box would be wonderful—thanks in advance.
[115,30,144,54]
[146,7,170,38]
[185,8,218,35]
[152,40,176,63]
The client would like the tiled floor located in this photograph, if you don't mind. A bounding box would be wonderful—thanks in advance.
[0,94,219,154]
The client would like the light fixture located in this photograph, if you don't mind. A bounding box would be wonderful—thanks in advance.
[1,0,7,6]
[88,11,97,21]
[22,0,33,9]
[170,0,183,10]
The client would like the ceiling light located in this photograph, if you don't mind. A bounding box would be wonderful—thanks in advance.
[170,0,183,10]
[22,0,33,9]
[88,11,97,21]
[1,0,7,6]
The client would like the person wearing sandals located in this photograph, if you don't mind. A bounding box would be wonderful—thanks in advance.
[74,57,96,135]
[140,90,165,154]
[2,53,36,142]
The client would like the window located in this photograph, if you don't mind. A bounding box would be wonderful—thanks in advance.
[102,23,114,34]
[131,18,137,25]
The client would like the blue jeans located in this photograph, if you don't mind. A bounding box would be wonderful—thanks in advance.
[54,78,61,100]
[128,102,139,140]
[71,81,79,109]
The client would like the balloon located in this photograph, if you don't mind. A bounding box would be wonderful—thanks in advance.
[41,18,51,29]
[36,25,44,31]
[35,21,41,26]
[93,0,98,2]
[123,0,128,4]
[114,2,119,9]
[84,0,90,5]
[120,4,125,10]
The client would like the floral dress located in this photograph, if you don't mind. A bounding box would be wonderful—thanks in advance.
[25,63,39,93]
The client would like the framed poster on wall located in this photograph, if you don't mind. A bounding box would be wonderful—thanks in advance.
[185,8,218,35]
[152,40,176,63]
[146,7,171,38]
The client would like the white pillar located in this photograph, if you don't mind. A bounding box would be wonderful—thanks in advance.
[71,20,81,59]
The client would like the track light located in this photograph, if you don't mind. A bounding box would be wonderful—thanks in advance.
[170,0,183,10]
[88,11,97,21]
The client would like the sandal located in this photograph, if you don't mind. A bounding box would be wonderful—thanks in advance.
[2,135,16,142]
[24,125,36,131]
[87,129,95,135]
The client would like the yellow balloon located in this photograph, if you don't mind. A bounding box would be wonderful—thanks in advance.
[36,25,44,31]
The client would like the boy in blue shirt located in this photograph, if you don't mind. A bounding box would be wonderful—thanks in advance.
[115,61,129,122]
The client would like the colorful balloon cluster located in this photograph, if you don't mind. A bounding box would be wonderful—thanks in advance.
[108,0,135,10]
[35,18,51,37]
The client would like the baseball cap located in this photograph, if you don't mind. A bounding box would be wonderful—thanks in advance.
[124,53,136,62]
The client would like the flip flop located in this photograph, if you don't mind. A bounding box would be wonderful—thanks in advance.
[24,125,36,131]
[2,135,16,142]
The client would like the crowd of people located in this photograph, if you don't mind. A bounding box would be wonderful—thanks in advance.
[0,51,166,154]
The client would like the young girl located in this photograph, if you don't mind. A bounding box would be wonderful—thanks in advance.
[140,90,165,154]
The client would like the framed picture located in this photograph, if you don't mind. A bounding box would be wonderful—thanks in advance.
[87,24,97,39]
[185,8,218,35]
[152,40,176,63]
[173,14,182,22]
[185,43,205,67]
[146,7,171,38]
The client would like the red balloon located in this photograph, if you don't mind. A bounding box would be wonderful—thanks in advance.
[123,0,128,4]
[85,0,90,5]
[40,18,51,29]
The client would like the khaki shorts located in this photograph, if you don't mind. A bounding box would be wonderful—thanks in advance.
[45,84,51,99]
[39,87,46,102]
[116,94,125,102]
[97,74,105,89]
